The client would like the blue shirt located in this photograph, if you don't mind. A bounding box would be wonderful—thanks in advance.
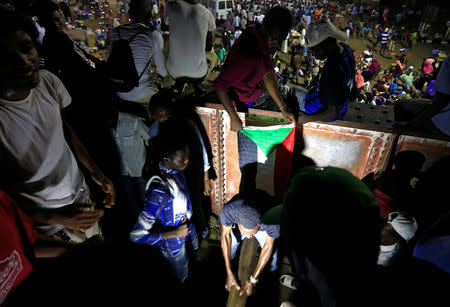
[130,164,197,255]
[220,199,280,239]
[303,43,356,120]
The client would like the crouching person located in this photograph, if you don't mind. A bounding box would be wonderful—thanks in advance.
[220,194,279,296]
[130,124,198,283]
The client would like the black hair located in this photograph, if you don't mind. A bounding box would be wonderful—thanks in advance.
[128,0,152,22]
[31,0,60,28]
[155,119,189,161]
[146,118,189,180]
[263,6,293,35]
[236,203,261,230]
[149,90,175,114]
[0,8,38,42]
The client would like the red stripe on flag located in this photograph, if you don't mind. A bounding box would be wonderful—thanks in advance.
[274,127,296,200]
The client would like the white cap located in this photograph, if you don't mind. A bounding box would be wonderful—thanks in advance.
[305,19,347,47]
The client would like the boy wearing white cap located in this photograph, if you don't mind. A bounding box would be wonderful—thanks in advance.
[289,19,356,124]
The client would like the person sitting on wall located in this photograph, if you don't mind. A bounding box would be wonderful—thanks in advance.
[288,19,357,124]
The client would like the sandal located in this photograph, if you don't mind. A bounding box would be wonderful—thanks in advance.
[280,274,297,291]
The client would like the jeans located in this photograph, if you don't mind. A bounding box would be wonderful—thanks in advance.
[112,112,150,177]
[230,229,278,271]
[160,244,189,283]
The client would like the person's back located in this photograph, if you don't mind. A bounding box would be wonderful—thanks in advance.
[110,24,167,102]
[164,0,216,79]
[109,0,167,102]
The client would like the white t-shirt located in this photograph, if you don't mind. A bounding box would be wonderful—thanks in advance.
[248,11,253,21]
[256,14,265,23]
[233,15,241,27]
[0,70,84,233]
[235,30,243,39]
[110,23,167,102]
[165,0,216,79]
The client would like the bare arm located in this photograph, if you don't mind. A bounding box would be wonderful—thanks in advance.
[221,224,241,291]
[217,89,243,132]
[240,234,276,296]
[62,116,115,208]
[251,235,275,280]
[33,233,74,258]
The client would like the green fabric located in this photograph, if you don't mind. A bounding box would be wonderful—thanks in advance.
[218,48,226,61]
[400,74,413,86]
[241,127,292,157]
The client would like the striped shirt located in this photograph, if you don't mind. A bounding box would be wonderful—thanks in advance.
[381,31,390,44]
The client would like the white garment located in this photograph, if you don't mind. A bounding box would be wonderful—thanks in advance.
[377,243,399,266]
[233,15,241,27]
[110,23,167,102]
[165,0,216,79]
[234,30,242,40]
[256,14,265,23]
[0,70,84,234]
[241,9,247,19]
[281,34,289,53]
[33,21,46,45]
[240,18,247,29]
[248,11,253,22]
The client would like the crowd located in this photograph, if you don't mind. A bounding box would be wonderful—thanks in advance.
[0,0,449,306]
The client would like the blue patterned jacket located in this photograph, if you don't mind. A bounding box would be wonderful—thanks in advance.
[130,164,198,255]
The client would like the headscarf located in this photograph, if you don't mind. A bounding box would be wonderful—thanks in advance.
[369,58,380,73]
[355,70,364,88]
[423,60,434,74]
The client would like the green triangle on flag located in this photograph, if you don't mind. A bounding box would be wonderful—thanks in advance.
[241,127,292,157]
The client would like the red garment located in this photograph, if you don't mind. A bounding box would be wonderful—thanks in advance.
[0,190,37,304]
[213,24,274,104]
[355,70,364,88]
[373,188,396,217]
